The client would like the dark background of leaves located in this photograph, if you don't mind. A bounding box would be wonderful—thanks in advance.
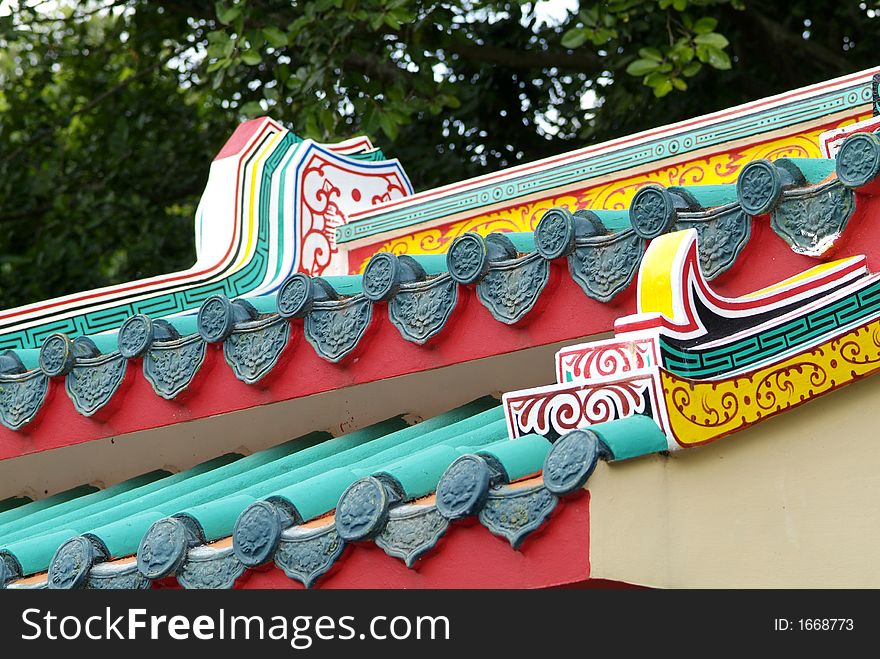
[0,0,878,308]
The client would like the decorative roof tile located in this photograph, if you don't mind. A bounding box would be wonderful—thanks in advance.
[1,141,878,443]
[0,398,661,589]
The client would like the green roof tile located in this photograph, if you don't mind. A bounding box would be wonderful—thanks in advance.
[588,414,667,460]
[0,496,32,514]
[477,433,552,481]
[0,484,99,528]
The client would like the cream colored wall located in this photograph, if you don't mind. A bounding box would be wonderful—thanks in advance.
[588,371,880,588]
[0,334,608,500]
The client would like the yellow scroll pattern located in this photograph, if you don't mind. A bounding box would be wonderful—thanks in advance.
[661,320,880,447]
[356,115,868,272]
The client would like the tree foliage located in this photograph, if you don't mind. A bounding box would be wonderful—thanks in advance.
[0,0,878,308]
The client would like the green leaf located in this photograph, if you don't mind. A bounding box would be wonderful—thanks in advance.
[378,112,399,140]
[561,28,588,49]
[653,79,674,97]
[672,0,688,10]
[694,32,729,49]
[262,27,288,49]
[693,17,718,34]
[626,58,661,76]
[671,77,687,91]
[704,46,731,70]
[682,61,702,77]
[669,45,694,64]
[638,47,663,62]
[241,51,262,66]
[240,101,263,117]
[215,2,241,26]
[643,71,668,87]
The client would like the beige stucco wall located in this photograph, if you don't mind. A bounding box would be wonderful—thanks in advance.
[588,371,880,588]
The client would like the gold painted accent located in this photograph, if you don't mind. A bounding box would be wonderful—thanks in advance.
[355,115,869,271]
[637,231,692,320]
[662,320,880,446]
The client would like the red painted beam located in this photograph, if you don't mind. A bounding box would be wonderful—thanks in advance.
[2,197,880,460]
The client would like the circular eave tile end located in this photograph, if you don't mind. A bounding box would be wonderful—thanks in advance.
[836,132,880,189]
[335,476,390,542]
[446,233,490,285]
[233,500,283,567]
[39,333,75,377]
[534,208,576,260]
[137,517,191,580]
[630,184,676,240]
[737,159,783,216]
[47,536,97,589]
[277,273,314,318]
[543,429,602,496]
[118,314,154,359]
[362,252,401,302]
[436,454,492,520]
[197,295,234,343]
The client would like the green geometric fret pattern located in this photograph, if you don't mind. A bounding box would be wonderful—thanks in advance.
[661,279,880,379]
[0,140,389,351]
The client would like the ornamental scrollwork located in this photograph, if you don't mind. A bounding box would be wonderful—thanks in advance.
[478,484,557,549]
[674,206,751,280]
[143,336,206,399]
[771,182,855,256]
[0,370,48,430]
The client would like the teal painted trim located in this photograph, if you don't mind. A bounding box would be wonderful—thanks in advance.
[589,415,667,460]
[264,400,502,519]
[10,349,39,370]
[407,254,453,275]
[673,184,738,208]
[336,79,873,244]
[4,529,81,575]
[477,434,552,481]
[322,276,365,296]
[0,485,98,528]
[660,277,880,378]
[783,157,836,183]
[0,496,31,514]
[352,415,507,476]
[592,210,632,232]
[245,295,279,314]
[503,232,537,253]
[0,469,178,539]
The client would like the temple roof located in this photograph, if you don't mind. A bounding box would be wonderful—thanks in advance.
[0,398,665,589]
[2,140,879,456]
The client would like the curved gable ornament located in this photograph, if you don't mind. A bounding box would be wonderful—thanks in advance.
[0,120,411,350]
